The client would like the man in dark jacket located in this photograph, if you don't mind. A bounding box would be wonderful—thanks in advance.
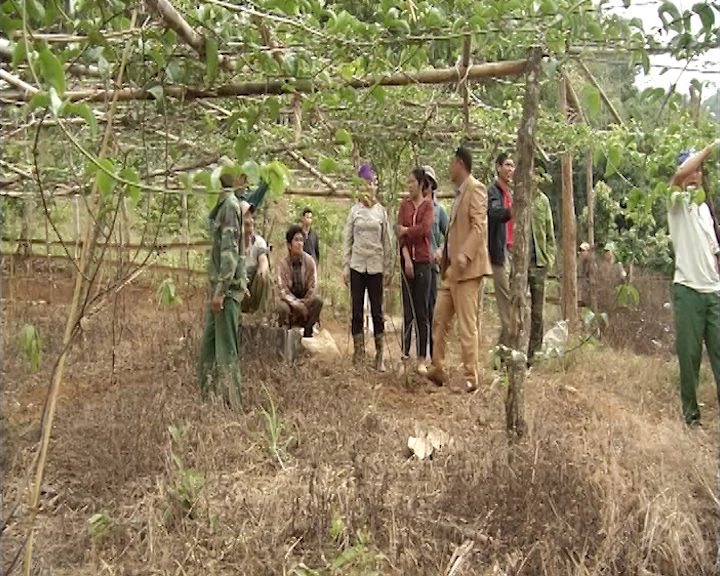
[487,153,514,347]
[301,207,320,265]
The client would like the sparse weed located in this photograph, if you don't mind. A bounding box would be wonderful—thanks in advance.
[156,277,183,306]
[87,510,112,551]
[164,423,205,524]
[19,323,41,370]
[259,385,294,469]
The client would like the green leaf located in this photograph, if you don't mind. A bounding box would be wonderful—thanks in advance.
[235,135,251,163]
[64,103,98,137]
[48,87,64,115]
[581,85,600,118]
[586,21,602,39]
[693,3,715,29]
[26,91,50,114]
[11,41,26,68]
[332,547,360,570]
[240,160,260,184]
[605,145,621,177]
[318,157,336,174]
[263,160,288,194]
[540,0,558,14]
[335,128,352,146]
[658,1,682,29]
[692,187,706,204]
[38,46,65,95]
[26,0,46,23]
[96,158,117,197]
[265,96,281,122]
[370,85,385,106]
[205,38,218,83]
[210,165,223,191]
[640,50,651,74]
[147,85,164,102]
[119,168,140,206]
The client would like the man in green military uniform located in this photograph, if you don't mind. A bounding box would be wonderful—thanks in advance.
[198,162,268,408]
[527,182,556,366]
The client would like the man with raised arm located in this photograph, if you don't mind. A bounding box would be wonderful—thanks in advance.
[197,159,269,408]
[668,141,720,426]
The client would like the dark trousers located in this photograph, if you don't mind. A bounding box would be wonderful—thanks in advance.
[198,298,241,407]
[350,269,384,337]
[527,265,547,363]
[277,296,323,337]
[672,283,720,423]
[401,262,431,358]
[427,265,439,357]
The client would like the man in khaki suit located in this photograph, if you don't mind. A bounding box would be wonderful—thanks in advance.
[427,147,493,392]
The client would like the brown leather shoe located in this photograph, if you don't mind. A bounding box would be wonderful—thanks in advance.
[426,366,448,386]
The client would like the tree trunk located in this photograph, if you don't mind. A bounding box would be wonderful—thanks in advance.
[505,47,543,439]
[558,75,578,326]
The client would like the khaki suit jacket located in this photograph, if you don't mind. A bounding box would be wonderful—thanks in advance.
[441,174,493,282]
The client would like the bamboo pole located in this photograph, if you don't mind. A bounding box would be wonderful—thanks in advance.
[146,0,205,55]
[181,190,189,271]
[0,69,38,96]
[22,12,138,576]
[285,150,339,193]
[72,194,80,260]
[557,74,578,326]
[586,149,597,311]
[575,59,624,125]
[0,59,528,103]
[505,47,543,439]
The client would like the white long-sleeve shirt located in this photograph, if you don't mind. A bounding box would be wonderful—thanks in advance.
[343,202,392,276]
[668,192,720,293]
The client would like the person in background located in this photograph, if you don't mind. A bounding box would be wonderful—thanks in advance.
[427,147,492,393]
[577,241,594,307]
[241,211,270,314]
[600,242,626,282]
[277,225,323,338]
[198,162,269,408]
[343,163,392,371]
[487,153,515,347]
[424,165,448,360]
[301,207,320,265]
[527,181,556,366]
[668,142,720,426]
[397,167,434,374]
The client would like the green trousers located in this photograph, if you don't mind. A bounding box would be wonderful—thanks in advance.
[198,297,241,408]
[241,270,270,314]
[527,265,547,364]
[672,283,720,424]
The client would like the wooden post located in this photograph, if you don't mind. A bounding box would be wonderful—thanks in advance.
[461,33,472,135]
[181,190,189,272]
[505,47,543,439]
[72,194,80,260]
[586,149,597,311]
[558,74,578,325]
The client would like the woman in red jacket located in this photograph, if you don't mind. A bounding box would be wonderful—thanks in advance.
[397,167,434,374]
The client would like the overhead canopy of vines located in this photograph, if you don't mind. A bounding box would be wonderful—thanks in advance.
[0,0,718,217]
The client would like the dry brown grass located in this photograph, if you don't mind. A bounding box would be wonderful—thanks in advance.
[2,266,719,576]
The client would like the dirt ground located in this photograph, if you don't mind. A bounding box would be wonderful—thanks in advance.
[2,261,719,576]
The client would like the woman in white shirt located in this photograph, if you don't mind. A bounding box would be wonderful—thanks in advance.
[343,163,392,371]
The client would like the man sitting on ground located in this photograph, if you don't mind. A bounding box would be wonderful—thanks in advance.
[241,211,271,314]
[277,225,323,338]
